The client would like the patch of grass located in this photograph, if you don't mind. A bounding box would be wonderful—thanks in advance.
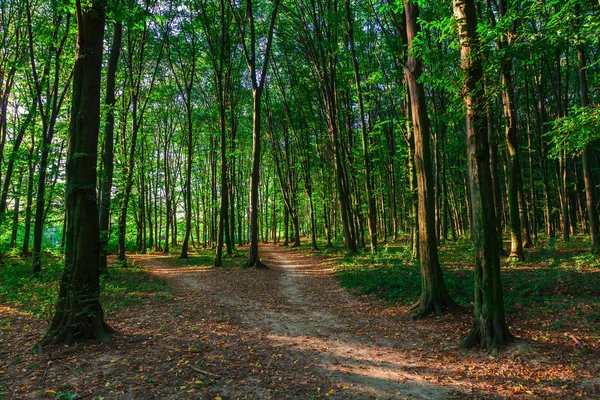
[176,254,215,267]
[331,240,474,306]
[328,238,600,316]
[101,262,172,312]
[175,247,241,268]
[0,254,62,320]
[0,253,172,320]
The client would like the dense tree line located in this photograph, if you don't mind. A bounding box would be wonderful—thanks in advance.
[0,0,598,350]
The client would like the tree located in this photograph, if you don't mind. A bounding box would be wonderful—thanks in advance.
[404,0,456,319]
[117,2,162,263]
[345,0,377,253]
[163,0,200,260]
[573,4,599,253]
[99,3,123,274]
[0,0,28,224]
[454,0,514,350]
[35,0,110,350]
[198,0,236,266]
[231,0,281,268]
[485,0,526,259]
[25,0,73,274]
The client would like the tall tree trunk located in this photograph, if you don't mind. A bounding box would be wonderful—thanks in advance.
[346,0,377,253]
[575,20,600,253]
[32,144,51,274]
[404,0,455,319]
[215,83,230,266]
[117,120,139,263]
[238,0,280,268]
[246,88,266,268]
[0,99,35,217]
[22,136,36,257]
[99,18,122,274]
[180,102,194,259]
[10,168,25,248]
[36,0,110,350]
[455,0,514,350]
[26,6,72,275]
[486,0,524,260]
[535,64,554,239]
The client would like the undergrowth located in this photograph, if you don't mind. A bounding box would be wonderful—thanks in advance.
[0,252,171,321]
[327,237,600,325]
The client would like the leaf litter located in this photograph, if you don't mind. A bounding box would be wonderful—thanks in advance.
[0,244,598,399]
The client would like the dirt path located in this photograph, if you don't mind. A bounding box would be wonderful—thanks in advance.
[2,244,594,399]
[144,245,452,399]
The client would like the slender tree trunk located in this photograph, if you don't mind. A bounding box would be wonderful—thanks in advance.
[240,0,280,267]
[32,145,50,274]
[0,100,35,217]
[346,0,377,253]
[245,89,266,268]
[99,18,122,273]
[10,168,24,248]
[180,102,194,259]
[117,124,139,262]
[576,30,599,253]
[22,137,36,257]
[487,0,524,260]
[215,90,230,266]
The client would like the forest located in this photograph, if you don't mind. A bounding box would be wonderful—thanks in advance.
[0,0,599,398]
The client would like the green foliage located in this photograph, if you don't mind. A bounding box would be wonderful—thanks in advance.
[332,243,473,305]
[0,255,61,320]
[55,391,78,400]
[0,254,171,320]
[548,106,600,157]
[331,239,600,317]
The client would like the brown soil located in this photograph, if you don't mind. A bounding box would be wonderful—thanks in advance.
[1,244,598,399]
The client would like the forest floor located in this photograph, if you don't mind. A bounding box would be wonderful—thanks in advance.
[1,243,599,399]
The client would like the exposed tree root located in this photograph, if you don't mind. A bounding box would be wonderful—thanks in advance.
[33,316,112,354]
[507,251,525,261]
[244,258,268,269]
[410,294,458,320]
[460,323,515,351]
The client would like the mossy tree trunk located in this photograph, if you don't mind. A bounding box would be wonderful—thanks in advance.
[35,0,110,350]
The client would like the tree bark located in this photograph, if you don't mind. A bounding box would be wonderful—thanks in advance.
[235,0,280,268]
[404,0,456,319]
[35,0,110,350]
[575,16,599,253]
[485,0,524,260]
[455,0,514,350]
[346,0,377,253]
[99,17,122,274]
